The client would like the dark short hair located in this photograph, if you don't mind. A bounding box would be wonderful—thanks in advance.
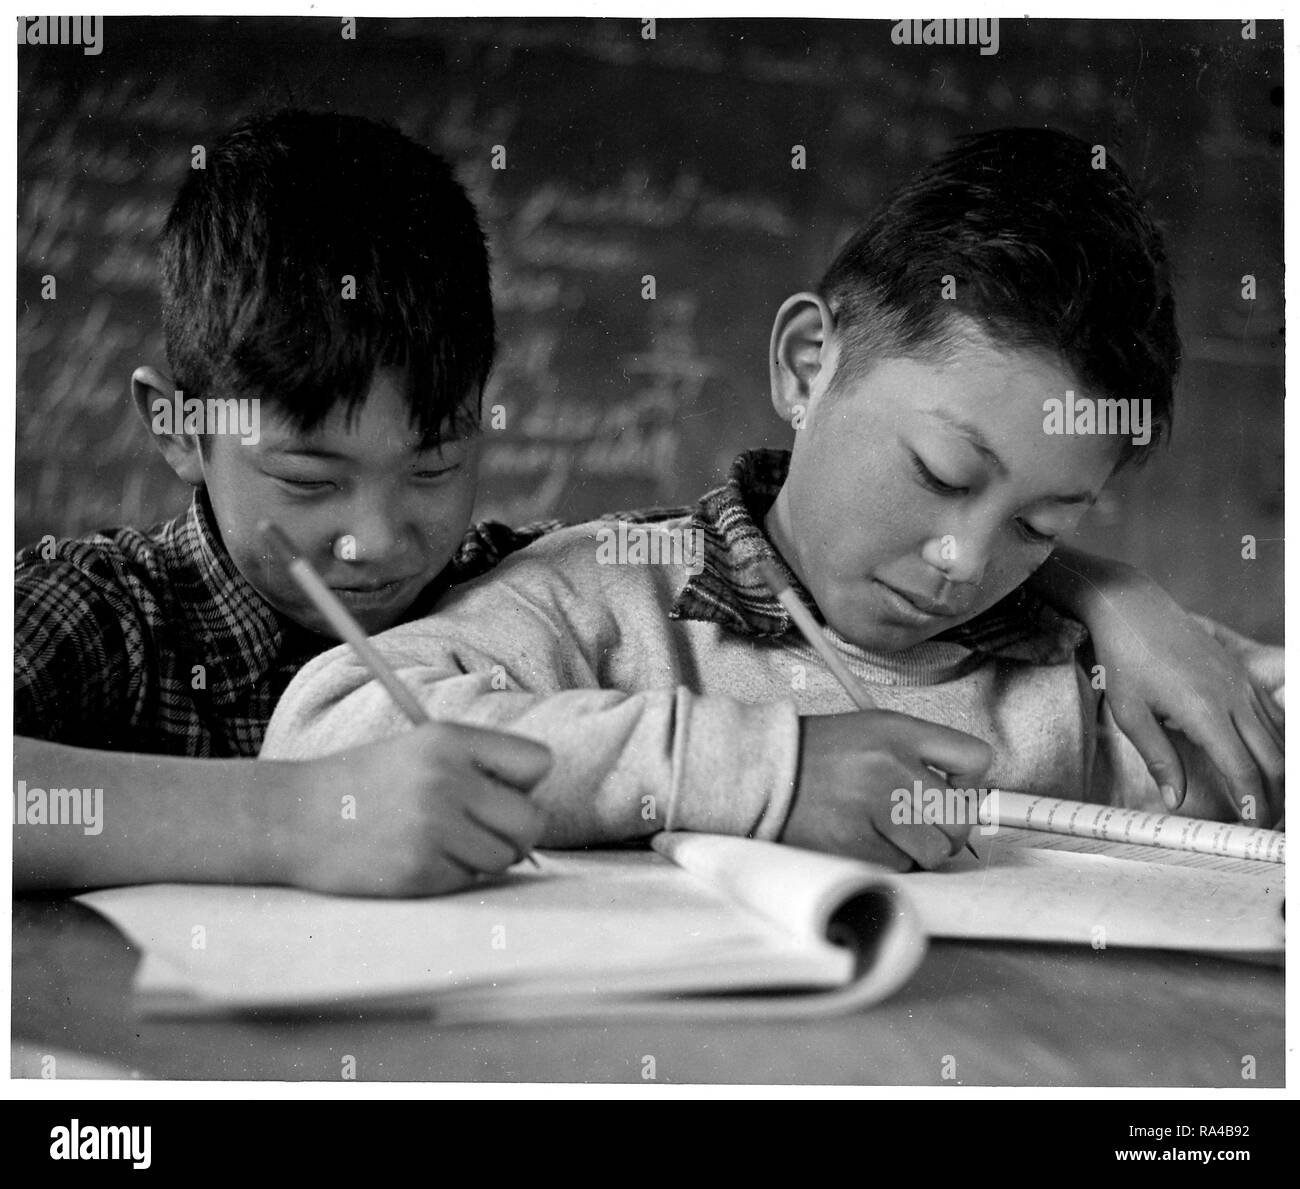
[818,127,1180,463]
[160,109,493,447]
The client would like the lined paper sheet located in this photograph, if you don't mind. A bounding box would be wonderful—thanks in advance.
[978,790,1284,863]
[899,833,1283,955]
[987,825,1275,876]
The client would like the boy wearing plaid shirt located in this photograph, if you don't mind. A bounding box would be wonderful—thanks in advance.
[15,111,564,893]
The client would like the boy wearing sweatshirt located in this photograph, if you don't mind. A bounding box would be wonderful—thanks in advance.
[264,129,1283,870]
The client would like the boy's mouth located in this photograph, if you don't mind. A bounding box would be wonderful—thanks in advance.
[329,575,423,611]
[873,579,963,623]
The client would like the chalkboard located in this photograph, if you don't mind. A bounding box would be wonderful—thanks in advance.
[17,16,1283,637]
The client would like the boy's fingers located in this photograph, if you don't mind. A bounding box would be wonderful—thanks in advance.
[889,715,993,784]
[846,820,915,873]
[440,723,554,790]
[1115,703,1186,810]
[1230,704,1282,826]
[1203,732,1268,828]
[463,783,545,852]
[881,820,965,871]
[869,785,970,870]
[1239,693,1284,771]
[443,818,524,875]
[1239,640,1285,689]
[928,817,974,852]
[1249,684,1285,751]
[423,850,480,895]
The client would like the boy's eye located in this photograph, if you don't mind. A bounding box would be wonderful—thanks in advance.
[267,473,335,493]
[411,464,460,482]
[1016,519,1057,546]
[909,453,967,496]
[909,451,1059,546]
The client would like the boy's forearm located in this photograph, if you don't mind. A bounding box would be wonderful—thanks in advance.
[12,736,304,891]
[1026,543,1142,621]
[266,655,801,847]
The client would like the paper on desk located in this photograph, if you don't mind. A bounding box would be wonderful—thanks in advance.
[77,825,1280,1021]
[78,843,925,1020]
[81,850,826,1013]
[898,831,1283,957]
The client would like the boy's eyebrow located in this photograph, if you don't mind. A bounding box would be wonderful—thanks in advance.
[263,442,460,461]
[923,408,1006,473]
[922,408,1099,505]
[262,446,351,461]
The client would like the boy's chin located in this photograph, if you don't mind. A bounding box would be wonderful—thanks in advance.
[338,601,418,636]
[832,618,936,654]
[818,589,938,654]
[280,591,423,639]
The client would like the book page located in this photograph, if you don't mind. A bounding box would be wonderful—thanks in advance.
[652,833,928,1014]
[78,847,891,1018]
[897,833,1283,955]
[656,830,1282,958]
[980,790,1284,863]
[987,825,1275,876]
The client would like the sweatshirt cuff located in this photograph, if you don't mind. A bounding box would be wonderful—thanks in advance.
[668,692,801,841]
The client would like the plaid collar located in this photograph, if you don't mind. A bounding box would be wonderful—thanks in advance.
[669,449,1087,664]
[153,491,325,706]
[157,490,549,707]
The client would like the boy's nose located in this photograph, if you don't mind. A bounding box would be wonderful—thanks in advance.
[333,503,414,566]
[923,529,989,587]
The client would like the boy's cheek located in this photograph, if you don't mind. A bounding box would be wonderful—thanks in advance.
[222,484,326,561]
[986,550,1050,601]
[417,471,480,554]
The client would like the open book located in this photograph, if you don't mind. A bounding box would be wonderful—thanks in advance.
[78,838,925,1022]
[78,802,1283,1023]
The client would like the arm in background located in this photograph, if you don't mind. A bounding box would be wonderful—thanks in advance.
[1028,543,1283,827]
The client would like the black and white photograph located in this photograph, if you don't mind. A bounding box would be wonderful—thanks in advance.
[8,5,1289,1126]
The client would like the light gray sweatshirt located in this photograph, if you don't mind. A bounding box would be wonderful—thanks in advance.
[262,513,1209,845]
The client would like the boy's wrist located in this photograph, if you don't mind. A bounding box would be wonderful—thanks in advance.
[1030,546,1142,619]
[249,758,316,886]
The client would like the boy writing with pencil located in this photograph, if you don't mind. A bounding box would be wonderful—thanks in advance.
[15,111,557,893]
[264,128,1283,871]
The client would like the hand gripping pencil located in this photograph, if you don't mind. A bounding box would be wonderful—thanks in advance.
[259,520,540,869]
[755,557,980,862]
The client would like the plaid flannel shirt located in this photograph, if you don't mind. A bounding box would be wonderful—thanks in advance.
[15,490,682,757]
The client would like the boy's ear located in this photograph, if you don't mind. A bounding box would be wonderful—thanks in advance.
[769,292,839,424]
[131,366,205,486]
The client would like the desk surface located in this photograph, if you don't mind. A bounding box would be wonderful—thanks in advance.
[11,896,1284,1086]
